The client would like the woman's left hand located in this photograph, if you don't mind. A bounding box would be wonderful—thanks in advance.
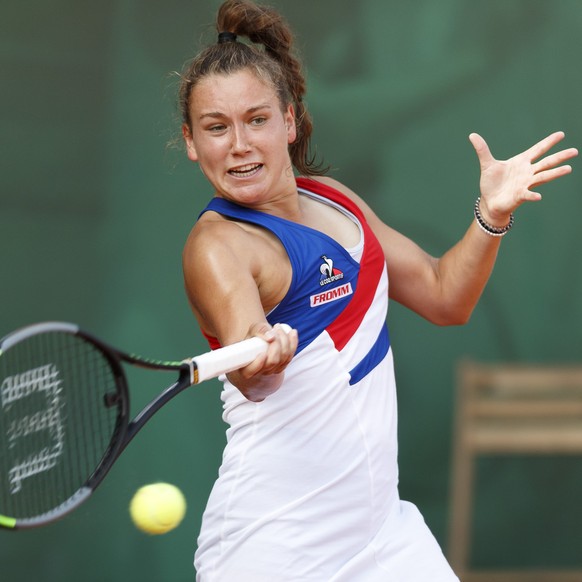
[469,131,578,226]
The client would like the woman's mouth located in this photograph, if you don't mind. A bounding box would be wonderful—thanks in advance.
[228,163,263,178]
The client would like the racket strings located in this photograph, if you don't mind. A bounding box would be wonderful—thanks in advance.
[0,331,122,522]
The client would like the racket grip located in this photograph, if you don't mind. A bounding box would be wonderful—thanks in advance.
[191,324,292,384]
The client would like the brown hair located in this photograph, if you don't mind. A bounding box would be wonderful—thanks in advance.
[178,0,327,176]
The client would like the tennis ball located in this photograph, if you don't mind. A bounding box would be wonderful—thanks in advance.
[129,482,186,535]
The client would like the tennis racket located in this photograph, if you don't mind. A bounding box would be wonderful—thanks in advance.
[0,321,289,530]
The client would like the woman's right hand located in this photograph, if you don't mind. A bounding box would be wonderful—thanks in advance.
[227,322,298,402]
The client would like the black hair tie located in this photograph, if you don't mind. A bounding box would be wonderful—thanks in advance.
[218,31,237,44]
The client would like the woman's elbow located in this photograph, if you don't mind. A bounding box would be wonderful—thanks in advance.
[430,302,475,327]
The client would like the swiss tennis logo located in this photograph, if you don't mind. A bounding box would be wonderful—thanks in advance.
[319,255,344,287]
[310,282,353,307]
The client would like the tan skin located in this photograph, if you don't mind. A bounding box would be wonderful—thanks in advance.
[182,69,578,402]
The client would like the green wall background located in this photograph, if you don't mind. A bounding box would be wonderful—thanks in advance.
[2,0,581,579]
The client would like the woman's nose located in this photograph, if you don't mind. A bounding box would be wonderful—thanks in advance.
[231,125,251,153]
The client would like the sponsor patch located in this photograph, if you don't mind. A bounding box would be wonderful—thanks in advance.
[310,282,353,307]
[319,255,344,287]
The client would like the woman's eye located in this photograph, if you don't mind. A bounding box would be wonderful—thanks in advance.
[251,117,267,126]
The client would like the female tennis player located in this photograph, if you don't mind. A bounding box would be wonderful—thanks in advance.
[178,1,577,580]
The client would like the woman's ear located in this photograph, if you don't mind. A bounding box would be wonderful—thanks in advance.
[285,104,297,145]
[182,123,198,162]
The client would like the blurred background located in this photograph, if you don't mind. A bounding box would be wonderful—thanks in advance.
[1,0,581,579]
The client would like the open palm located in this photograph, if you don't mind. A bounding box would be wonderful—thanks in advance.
[469,131,578,223]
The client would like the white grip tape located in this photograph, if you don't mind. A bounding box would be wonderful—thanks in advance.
[191,324,292,384]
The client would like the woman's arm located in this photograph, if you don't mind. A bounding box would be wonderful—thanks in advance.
[182,217,298,401]
[318,131,577,326]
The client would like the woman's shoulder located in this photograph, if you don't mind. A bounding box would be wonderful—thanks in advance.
[184,206,285,267]
[298,175,361,202]
[184,212,251,261]
[298,175,375,219]
[298,174,346,191]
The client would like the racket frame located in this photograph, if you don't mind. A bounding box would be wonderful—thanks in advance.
[0,322,191,530]
[0,320,277,530]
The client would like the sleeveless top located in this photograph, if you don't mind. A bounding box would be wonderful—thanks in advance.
[193,178,457,581]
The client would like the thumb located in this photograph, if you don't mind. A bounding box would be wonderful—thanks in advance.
[469,132,494,168]
[248,321,276,342]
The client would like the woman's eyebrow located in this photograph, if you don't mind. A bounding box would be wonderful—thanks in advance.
[198,103,272,121]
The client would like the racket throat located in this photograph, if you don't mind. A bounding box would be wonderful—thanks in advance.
[103,392,121,408]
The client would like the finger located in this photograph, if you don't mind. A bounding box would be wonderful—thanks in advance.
[243,324,293,375]
[265,325,297,371]
[239,350,269,378]
[241,349,287,377]
[532,148,578,174]
[469,133,494,167]
[248,321,277,343]
[273,323,297,347]
[532,147,578,173]
[525,131,566,162]
[239,323,297,377]
[531,164,573,188]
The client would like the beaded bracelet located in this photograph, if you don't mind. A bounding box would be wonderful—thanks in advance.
[474,197,514,237]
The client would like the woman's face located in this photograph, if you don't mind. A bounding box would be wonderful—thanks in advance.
[183,69,297,207]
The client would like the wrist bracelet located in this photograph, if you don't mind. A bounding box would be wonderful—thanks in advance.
[474,197,514,237]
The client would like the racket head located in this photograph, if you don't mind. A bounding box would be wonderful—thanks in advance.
[0,322,129,529]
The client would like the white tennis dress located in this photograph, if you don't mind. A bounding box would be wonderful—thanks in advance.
[193,178,459,582]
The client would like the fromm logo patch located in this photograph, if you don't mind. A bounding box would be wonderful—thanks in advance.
[310,282,353,307]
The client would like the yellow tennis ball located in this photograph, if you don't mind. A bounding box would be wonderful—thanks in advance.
[129,482,186,535]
